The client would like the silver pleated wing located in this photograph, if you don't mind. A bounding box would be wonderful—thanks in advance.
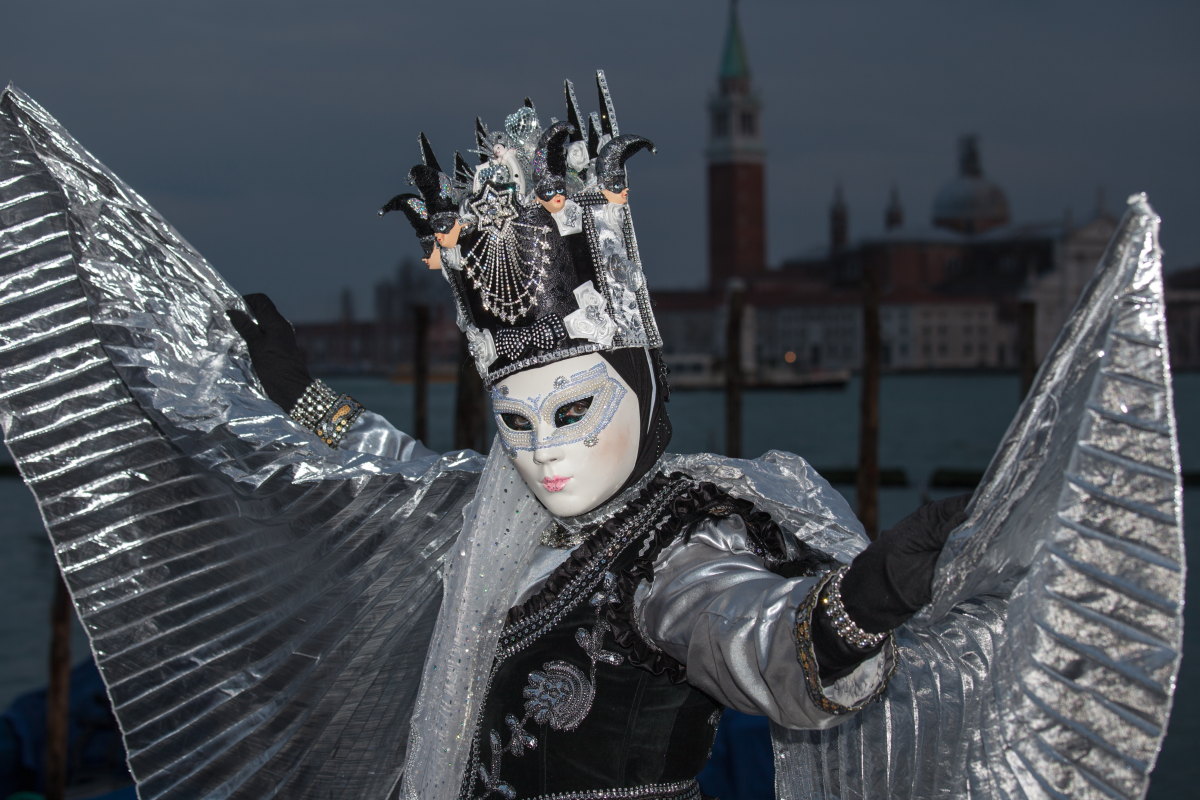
[0,86,484,799]
[773,196,1184,799]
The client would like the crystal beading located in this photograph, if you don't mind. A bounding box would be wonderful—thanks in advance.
[395,73,665,386]
[525,779,701,799]
[289,379,365,447]
[821,565,890,649]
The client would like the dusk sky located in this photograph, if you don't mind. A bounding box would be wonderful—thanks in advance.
[4,0,1197,322]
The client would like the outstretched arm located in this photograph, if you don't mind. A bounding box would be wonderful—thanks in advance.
[775,197,1184,800]
[228,292,434,460]
[635,494,966,730]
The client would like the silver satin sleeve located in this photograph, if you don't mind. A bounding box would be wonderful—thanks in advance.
[635,515,890,730]
[342,410,437,460]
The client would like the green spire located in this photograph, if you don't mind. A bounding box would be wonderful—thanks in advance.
[719,0,750,80]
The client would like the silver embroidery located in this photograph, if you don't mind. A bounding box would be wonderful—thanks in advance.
[467,479,687,799]
[477,572,628,798]
[527,780,701,799]
[477,730,517,800]
[523,661,594,731]
[504,714,537,757]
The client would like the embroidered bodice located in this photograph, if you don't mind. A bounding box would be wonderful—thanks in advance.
[459,472,866,800]
[462,475,711,800]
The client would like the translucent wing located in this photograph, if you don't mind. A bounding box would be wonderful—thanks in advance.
[774,196,1184,799]
[0,86,482,799]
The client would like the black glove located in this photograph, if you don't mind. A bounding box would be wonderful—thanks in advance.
[842,493,971,633]
[813,493,969,682]
[226,293,312,411]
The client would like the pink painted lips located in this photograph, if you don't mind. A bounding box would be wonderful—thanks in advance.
[542,476,570,493]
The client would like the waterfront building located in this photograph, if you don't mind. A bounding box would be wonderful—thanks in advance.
[1166,265,1200,369]
[294,2,1188,380]
[651,1,1137,381]
[293,259,460,376]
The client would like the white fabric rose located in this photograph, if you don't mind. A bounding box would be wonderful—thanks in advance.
[566,141,590,173]
[563,281,617,347]
[465,326,498,372]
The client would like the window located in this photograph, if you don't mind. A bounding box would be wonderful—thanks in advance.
[740,111,756,136]
[713,111,729,138]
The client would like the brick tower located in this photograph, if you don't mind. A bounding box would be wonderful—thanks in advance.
[707,0,766,289]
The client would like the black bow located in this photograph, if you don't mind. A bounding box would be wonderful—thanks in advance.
[493,315,569,361]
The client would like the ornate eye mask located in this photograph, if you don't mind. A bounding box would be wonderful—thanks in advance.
[535,180,566,201]
[491,363,627,452]
[430,213,458,234]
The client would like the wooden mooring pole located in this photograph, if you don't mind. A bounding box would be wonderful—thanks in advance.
[46,573,71,800]
[724,281,745,459]
[413,304,429,444]
[857,261,882,540]
[1018,299,1038,400]
[454,338,488,452]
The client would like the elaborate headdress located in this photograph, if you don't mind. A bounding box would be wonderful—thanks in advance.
[385,71,662,385]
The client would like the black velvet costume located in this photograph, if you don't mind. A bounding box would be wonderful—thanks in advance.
[453,471,854,800]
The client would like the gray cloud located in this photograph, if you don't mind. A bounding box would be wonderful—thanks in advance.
[5,0,1196,320]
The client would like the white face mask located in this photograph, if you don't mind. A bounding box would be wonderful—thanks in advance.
[491,353,641,517]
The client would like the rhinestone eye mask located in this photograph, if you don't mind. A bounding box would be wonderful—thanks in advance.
[492,363,627,452]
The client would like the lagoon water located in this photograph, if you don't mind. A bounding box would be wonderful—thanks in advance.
[2,372,1196,794]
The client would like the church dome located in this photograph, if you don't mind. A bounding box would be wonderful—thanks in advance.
[932,136,1010,234]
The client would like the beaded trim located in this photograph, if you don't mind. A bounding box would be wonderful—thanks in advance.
[794,571,895,716]
[822,565,889,649]
[500,477,687,659]
[524,779,701,799]
[540,524,590,549]
[487,343,606,385]
[289,379,365,447]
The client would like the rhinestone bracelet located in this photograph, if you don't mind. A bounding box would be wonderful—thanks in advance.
[820,565,889,650]
[289,380,365,447]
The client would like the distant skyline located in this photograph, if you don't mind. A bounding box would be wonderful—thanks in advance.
[4,0,1198,321]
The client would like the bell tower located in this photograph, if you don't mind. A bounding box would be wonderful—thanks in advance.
[707,0,765,288]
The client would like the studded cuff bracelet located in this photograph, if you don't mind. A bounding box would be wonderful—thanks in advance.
[289,379,365,447]
[821,564,890,650]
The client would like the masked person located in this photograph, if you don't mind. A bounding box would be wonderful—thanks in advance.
[232,291,965,799]
[0,79,1183,800]
[231,98,967,799]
